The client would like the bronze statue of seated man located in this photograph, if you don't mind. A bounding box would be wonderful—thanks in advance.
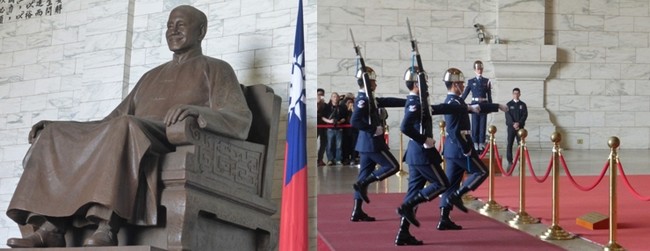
[5,5,252,248]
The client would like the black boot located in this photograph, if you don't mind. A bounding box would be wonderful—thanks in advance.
[396,193,428,227]
[446,187,469,213]
[350,199,376,222]
[395,217,423,246]
[6,220,66,248]
[353,174,378,203]
[437,207,462,230]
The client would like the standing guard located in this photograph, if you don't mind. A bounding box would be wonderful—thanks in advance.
[460,60,492,151]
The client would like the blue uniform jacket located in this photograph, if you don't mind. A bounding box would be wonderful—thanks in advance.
[351,91,405,153]
[401,94,468,165]
[461,76,492,104]
[443,94,499,158]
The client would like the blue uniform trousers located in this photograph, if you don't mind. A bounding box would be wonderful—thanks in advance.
[470,112,487,144]
[355,149,399,201]
[439,150,488,209]
[405,162,448,202]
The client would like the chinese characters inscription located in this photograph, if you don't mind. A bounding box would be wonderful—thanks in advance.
[0,0,62,24]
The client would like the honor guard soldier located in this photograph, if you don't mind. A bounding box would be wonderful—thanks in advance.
[395,67,480,245]
[439,68,507,230]
[350,66,406,222]
[460,60,492,151]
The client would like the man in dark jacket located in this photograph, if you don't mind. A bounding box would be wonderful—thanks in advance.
[505,88,528,166]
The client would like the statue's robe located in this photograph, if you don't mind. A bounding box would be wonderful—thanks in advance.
[7,51,252,226]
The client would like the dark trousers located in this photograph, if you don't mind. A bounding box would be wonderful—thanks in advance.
[405,162,449,202]
[506,126,522,163]
[439,150,488,209]
[342,127,358,163]
[317,128,327,162]
[355,149,399,200]
[470,112,487,144]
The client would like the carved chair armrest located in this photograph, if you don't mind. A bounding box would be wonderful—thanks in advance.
[166,116,203,146]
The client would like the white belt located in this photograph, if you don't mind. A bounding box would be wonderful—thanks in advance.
[472,97,488,101]
[460,130,471,135]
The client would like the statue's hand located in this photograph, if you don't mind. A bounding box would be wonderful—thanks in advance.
[164,104,200,126]
[28,120,51,144]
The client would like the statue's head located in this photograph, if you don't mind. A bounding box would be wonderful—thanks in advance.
[166,5,208,53]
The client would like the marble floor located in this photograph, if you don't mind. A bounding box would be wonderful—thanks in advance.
[317,148,650,250]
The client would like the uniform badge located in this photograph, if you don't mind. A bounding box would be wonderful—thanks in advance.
[357,100,366,108]
[519,105,523,110]
[408,105,417,112]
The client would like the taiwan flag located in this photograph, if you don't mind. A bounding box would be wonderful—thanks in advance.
[279,0,308,250]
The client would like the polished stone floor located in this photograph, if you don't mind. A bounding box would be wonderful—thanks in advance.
[317,148,650,250]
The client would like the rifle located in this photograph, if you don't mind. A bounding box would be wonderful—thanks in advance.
[350,28,381,131]
[406,18,433,138]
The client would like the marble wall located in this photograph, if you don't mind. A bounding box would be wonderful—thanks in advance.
[318,0,650,151]
[0,0,317,249]
[546,0,650,149]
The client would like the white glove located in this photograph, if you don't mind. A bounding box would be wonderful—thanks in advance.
[468,104,480,113]
[463,150,472,157]
[499,104,509,112]
[423,137,436,149]
[374,126,384,136]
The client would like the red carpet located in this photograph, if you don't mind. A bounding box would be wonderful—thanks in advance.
[473,175,650,251]
[317,193,566,251]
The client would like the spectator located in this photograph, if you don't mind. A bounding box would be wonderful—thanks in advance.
[505,87,528,167]
[342,96,358,165]
[322,92,347,165]
[317,88,327,166]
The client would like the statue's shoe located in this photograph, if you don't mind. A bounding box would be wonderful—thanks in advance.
[6,229,65,248]
[83,229,118,247]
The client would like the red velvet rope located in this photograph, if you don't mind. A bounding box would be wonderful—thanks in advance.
[492,144,517,176]
[479,144,489,159]
[437,135,445,152]
[617,161,650,201]
[526,150,553,183]
[559,154,609,191]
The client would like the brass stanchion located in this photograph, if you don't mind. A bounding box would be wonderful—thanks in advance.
[508,129,540,226]
[540,132,575,240]
[480,126,505,214]
[438,121,447,199]
[604,137,625,251]
[396,132,408,177]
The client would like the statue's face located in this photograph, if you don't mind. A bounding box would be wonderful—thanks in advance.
[166,8,202,53]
